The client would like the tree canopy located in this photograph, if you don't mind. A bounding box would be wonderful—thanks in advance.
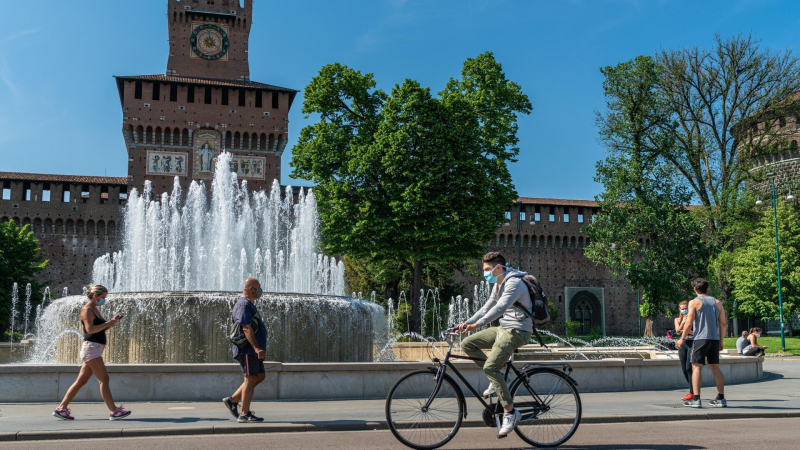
[731,201,800,321]
[0,221,49,333]
[291,52,531,332]
[586,56,709,336]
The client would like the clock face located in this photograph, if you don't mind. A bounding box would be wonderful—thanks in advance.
[190,24,229,60]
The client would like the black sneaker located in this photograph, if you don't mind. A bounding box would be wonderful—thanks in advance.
[237,412,264,423]
[222,397,239,419]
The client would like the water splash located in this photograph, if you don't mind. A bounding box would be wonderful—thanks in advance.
[9,283,18,345]
[92,151,344,295]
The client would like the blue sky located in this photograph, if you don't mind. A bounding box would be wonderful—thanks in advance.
[1,0,797,200]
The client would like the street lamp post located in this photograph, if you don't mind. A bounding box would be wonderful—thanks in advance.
[516,201,524,270]
[756,172,794,353]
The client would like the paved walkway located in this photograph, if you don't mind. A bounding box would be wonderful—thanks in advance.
[1,360,798,442]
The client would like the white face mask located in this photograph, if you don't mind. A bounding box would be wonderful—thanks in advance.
[755,333,761,337]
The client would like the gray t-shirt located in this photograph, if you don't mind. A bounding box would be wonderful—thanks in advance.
[692,296,720,341]
[736,336,748,355]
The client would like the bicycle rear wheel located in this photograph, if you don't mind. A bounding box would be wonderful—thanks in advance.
[511,367,581,447]
[385,369,463,450]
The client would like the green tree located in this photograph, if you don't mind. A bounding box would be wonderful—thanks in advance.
[655,33,800,302]
[731,202,800,321]
[0,221,49,333]
[291,53,531,332]
[586,56,709,336]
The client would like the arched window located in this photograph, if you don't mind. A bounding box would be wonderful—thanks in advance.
[55,219,64,234]
[225,132,232,149]
[145,126,153,144]
[65,219,74,234]
[44,218,53,234]
[573,298,593,335]
[268,133,275,151]
[97,220,106,237]
[136,126,144,143]
[233,132,240,149]
[182,129,189,146]
[260,133,267,150]
[165,128,172,145]
[155,127,162,145]
[127,125,135,143]
[243,132,250,150]
[86,220,95,236]
[33,218,42,234]
[108,221,116,239]
[76,219,84,235]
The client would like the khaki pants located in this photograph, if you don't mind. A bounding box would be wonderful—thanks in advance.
[461,327,531,407]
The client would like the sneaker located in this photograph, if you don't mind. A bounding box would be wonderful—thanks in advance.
[237,412,264,423]
[681,392,694,401]
[498,409,521,437]
[222,397,239,419]
[709,398,727,408]
[109,405,132,420]
[483,384,496,398]
[53,407,74,420]
[683,398,702,408]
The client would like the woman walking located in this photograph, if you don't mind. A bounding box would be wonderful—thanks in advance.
[742,327,768,357]
[53,285,131,420]
[674,300,694,401]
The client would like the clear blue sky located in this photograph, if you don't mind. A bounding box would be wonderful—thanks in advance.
[1,0,797,200]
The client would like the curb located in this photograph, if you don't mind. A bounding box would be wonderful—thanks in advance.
[2,411,800,442]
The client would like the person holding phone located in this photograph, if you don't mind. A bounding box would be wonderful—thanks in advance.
[222,278,268,423]
[53,284,131,420]
[742,327,768,356]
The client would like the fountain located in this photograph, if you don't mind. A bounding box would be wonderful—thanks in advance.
[27,152,385,364]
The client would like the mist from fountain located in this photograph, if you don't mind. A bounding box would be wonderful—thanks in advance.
[91,151,345,295]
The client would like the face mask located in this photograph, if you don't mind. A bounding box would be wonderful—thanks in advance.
[253,287,263,299]
[755,333,761,337]
[680,310,687,316]
[96,297,106,306]
[483,264,503,284]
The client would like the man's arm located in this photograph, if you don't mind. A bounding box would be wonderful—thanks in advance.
[243,325,265,359]
[717,299,727,350]
[474,279,525,327]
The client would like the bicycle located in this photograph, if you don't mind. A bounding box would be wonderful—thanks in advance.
[385,328,582,449]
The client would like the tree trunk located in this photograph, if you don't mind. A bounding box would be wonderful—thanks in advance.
[644,315,655,337]
[409,259,423,334]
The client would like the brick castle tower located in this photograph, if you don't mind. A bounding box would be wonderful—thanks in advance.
[114,0,297,195]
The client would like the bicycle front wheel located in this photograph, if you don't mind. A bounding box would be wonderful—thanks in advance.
[511,367,581,447]
[385,369,463,450]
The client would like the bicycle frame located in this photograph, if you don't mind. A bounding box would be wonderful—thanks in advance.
[423,336,558,422]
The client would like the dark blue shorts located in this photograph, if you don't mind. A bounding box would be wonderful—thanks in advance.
[235,354,265,376]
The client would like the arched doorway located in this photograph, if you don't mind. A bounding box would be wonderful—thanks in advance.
[568,291,602,335]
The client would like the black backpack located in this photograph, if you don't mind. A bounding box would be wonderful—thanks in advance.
[504,273,551,348]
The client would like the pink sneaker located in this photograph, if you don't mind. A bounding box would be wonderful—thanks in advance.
[53,407,74,420]
[109,405,131,420]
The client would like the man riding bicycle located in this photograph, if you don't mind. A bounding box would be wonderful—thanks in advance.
[456,251,533,437]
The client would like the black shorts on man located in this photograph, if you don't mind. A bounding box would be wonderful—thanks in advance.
[235,354,265,376]
[691,339,720,365]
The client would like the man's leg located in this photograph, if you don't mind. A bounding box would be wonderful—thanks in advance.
[709,364,724,395]
[461,327,498,369]
[691,362,703,396]
[485,328,529,412]
[241,375,258,414]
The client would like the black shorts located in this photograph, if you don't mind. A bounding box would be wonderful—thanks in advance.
[235,354,265,376]
[691,339,720,365]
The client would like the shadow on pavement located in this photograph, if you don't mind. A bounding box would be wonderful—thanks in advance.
[126,417,229,423]
[472,446,705,450]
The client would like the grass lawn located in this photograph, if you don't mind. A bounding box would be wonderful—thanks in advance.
[723,336,800,354]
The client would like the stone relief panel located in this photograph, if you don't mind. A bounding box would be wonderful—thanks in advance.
[193,130,221,179]
[146,151,188,176]
[229,156,266,180]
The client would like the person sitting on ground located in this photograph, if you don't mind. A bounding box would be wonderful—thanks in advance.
[742,327,768,357]
[736,330,749,355]
[456,251,534,437]
[674,300,694,402]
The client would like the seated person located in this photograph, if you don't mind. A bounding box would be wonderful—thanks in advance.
[742,327,768,356]
[736,330,748,355]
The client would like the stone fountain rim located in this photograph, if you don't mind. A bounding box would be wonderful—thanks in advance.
[63,291,358,300]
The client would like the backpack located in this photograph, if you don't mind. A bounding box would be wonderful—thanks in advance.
[504,273,551,348]
[230,310,262,348]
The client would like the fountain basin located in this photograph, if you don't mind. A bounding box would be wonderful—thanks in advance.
[29,292,385,364]
[0,355,762,403]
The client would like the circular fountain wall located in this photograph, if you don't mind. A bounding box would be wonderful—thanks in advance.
[23,151,385,364]
[29,292,384,364]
